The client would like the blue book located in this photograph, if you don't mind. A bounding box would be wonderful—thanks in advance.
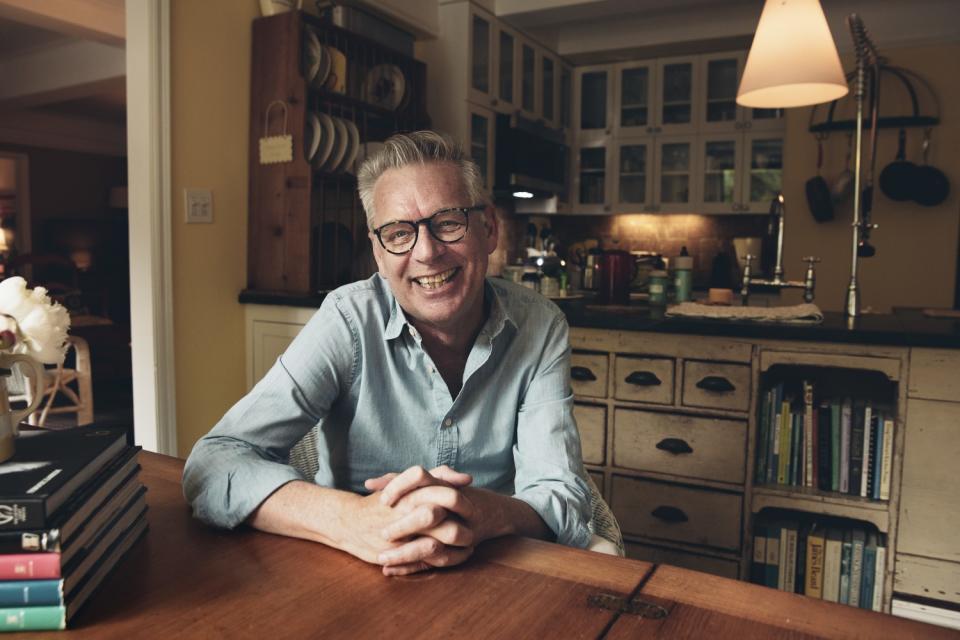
[0,579,63,607]
[872,415,884,500]
[839,531,852,605]
[849,529,866,607]
[860,533,877,609]
[765,521,781,588]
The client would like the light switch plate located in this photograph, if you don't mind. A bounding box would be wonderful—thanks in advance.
[184,188,213,223]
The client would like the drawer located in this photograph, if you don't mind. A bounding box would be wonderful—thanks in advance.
[682,361,751,413]
[611,476,742,550]
[573,403,606,465]
[614,355,674,405]
[624,542,739,579]
[613,409,746,484]
[898,399,960,562]
[895,553,960,606]
[570,352,608,398]
[908,348,960,401]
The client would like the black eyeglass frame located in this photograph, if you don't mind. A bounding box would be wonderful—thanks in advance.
[372,205,486,255]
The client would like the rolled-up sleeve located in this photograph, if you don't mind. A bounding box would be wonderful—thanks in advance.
[182,295,356,529]
[511,314,592,549]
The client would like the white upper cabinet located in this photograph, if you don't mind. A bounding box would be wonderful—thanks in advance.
[654,56,699,136]
[700,52,784,133]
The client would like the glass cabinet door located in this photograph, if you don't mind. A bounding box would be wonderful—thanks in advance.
[742,133,783,212]
[614,142,653,212]
[521,42,536,116]
[616,62,654,135]
[654,136,697,212]
[469,108,494,191]
[542,55,555,124]
[698,135,741,213]
[497,29,515,109]
[470,12,492,103]
[576,144,611,212]
[575,66,611,144]
[560,66,572,130]
[702,54,740,131]
[656,57,697,135]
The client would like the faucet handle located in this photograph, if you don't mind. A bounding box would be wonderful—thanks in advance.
[801,256,821,265]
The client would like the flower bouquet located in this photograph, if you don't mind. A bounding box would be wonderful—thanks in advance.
[0,277,71,462]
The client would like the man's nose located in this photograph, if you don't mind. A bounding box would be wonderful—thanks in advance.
[411,225,444,261]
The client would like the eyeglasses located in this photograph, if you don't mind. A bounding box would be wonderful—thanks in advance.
[372,206,484,255]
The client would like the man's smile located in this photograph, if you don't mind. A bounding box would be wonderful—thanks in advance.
[412,267,460,289]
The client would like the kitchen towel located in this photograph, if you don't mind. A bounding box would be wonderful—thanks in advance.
[666,302,824,324]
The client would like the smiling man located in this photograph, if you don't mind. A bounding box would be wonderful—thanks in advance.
[183,131,593,575]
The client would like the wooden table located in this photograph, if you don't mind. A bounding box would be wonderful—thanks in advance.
[21,452,953,639]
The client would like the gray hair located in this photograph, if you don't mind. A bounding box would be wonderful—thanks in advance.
[357,130,489,229]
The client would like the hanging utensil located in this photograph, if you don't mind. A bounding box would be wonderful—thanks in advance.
[878,128,917,201]
[805,134,834,222]
[912,128,950,207]
[831,133,855,203]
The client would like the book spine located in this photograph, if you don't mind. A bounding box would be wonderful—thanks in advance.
[0,500,47,532]
[822,532,842,603]
[778,400,791,485]
[873,546,886,612]
[756,389,770,484]
[0,605,65,630]
[839,536,852,605]
[0,554,61,580]
[790,412,801,487]
[860,544,876,609]
[880,418,894,501]
[830,401,841,491]
[869,414,882,501]
[768,384,783,485]
[805,530,825,599]
[795,524,808,595]
[803,381,814,488]
[765,524,781,588]
[849,531,865,608]
[0,579,63,607]
[817,403,832,490]
[849,403,864,496]
[782,525,797,592]
[860,405,873,498]
[0,530,60,555]
[751,525,767,585]
[840,399,852,493]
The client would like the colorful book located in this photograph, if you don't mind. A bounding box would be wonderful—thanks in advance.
[0,428,127,530]
[839,530,852,605]
[790,411,802,487]
[873,545,886,612]
[778,398,792,485]
[780,522,798,592]
[860,404,873,498]
[840,399,852,493]
[849,402,865,497]
[756,389,771,484]
[849,529,866,608]
[768,384,784,485]
[0,579,63,607]
[765,523,781,588]
[817,402,832,490]
[831,401,842,491]
[805,525,826,599]
[879,417,894,501]
[0,553,61,580]
[751,525,767,585]
[860,533,877,609]
[803,381,814,488]
[0,605,64,631]
[869,413,882,500]
[822,528,843,603]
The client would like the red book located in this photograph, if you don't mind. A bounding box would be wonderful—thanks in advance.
[0,553,61,579]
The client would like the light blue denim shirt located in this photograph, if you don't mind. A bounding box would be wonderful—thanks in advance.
[183,274,592,549]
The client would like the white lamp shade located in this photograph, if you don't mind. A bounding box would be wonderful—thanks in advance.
[737,0,849,108]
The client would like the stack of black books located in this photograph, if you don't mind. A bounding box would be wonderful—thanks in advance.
[0,427,147,631]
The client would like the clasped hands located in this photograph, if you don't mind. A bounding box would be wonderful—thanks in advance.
[351,465,492,577]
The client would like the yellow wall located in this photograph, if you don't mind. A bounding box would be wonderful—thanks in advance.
[170,0,257,455]
[781,42,960,312]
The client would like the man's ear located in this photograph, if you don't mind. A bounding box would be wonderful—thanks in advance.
[369,231,385,273]
[482,205,499,254]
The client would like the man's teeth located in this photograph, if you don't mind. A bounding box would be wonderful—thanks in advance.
[415,268,457,289]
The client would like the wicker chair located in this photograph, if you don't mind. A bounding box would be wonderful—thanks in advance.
[288,427,625,556]
[9,336,94,426]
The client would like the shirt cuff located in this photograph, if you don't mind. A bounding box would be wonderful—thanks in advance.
[512,487,593,550]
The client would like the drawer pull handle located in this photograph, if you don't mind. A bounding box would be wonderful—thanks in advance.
[651,506,688,523]
[695,375,735,393]
[656,438,693,455]
[625,371,662,386]
[571,366,597,382]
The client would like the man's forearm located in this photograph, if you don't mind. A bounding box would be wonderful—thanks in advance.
[466,488,552,542]
[247,480,359,552]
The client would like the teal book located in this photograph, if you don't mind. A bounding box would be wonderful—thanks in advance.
[849,529,866,608]
[756,389,771,484]
[839,530,852,605]
[0,580,63,607]
[840,398,852,493]
[860,533,877,609]
[830,401,842,491]
[765,522,781,589]
[768,383,784,485]
[0,605,65,631]
[849,401,865,497]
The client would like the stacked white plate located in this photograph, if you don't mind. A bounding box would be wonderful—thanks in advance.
[305,113,361,174]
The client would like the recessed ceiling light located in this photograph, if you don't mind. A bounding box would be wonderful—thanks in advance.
[513,191,534,199]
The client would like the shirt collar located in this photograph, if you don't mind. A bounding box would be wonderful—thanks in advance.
[381,277,517,343]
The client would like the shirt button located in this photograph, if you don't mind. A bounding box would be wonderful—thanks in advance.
[444,418,453,428]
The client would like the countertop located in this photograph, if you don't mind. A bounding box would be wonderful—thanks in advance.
[239,289,960,349]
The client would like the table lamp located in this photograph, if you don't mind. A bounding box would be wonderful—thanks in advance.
[737,0,877,318]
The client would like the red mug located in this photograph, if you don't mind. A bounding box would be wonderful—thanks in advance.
[599,250,634,304]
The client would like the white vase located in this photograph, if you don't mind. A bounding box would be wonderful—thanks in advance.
[0,353,46,463]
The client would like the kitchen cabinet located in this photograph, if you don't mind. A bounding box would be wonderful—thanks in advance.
[571,50,784,215]
[468,104,495,191]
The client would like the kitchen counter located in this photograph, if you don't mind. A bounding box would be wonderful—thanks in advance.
[239,289,960,349]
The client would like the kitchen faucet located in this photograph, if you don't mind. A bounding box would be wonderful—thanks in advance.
[739,193,820,305]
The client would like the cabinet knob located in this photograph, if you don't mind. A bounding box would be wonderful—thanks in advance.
[571,366,597,382]
[744,121,753,129]
[651,505,688,523]
[603,205,612,212]
[695,375,736,393]
[735,121,743,130]
[646,126,653,134]
[655,437,693,455]
[625,371,662,386]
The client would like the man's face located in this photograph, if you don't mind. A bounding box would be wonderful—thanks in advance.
[369,162,498,336]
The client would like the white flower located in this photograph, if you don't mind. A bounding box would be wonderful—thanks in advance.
[0,277,71,364]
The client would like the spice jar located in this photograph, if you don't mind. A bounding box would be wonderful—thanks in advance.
[672,247,694,303]
[648,270,669,305]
